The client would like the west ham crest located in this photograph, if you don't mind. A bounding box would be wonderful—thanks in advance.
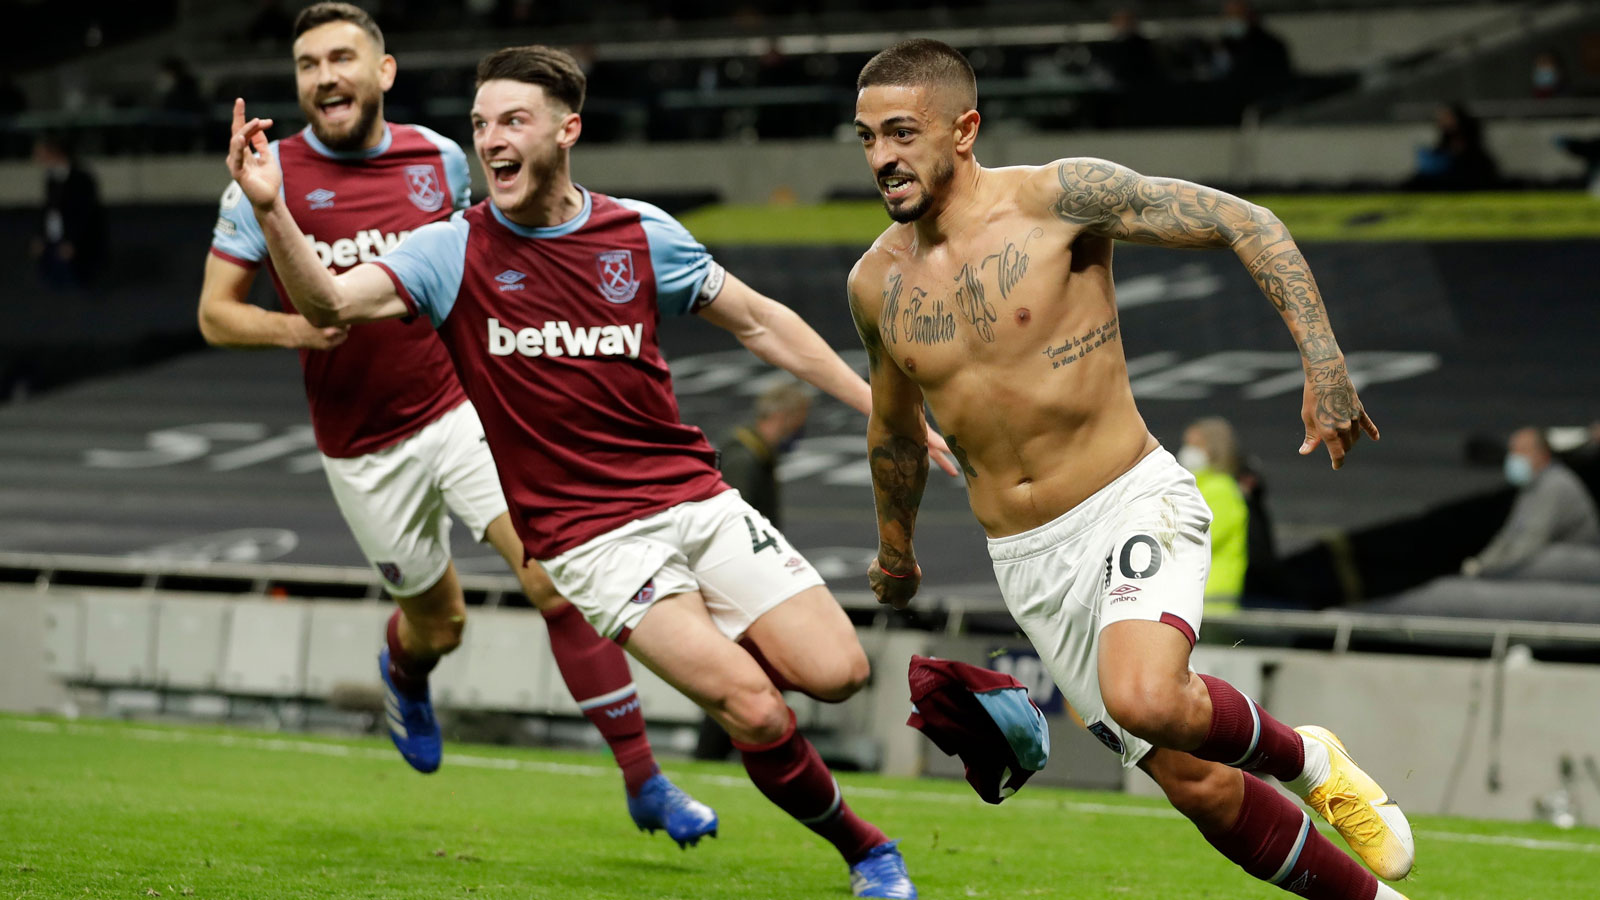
[404,164,444,212]
[595,249,641,303]
[376,561,404,586]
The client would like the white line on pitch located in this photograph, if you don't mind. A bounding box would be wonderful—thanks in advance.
[9,718,1600,854]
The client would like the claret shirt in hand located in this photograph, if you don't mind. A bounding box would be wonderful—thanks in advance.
[373,188,731,560]
[210,124,472,458]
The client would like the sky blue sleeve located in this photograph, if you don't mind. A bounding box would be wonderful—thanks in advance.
[413,125,472,210]
[209,140,284,265]
[373,212,471,327]
[614,197,727,316]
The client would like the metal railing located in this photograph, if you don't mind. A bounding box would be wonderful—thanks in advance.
[7,550,1599,662]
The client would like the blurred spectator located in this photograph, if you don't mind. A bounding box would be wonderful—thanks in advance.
[1100,9,1167,90]
[1461,428,1600,582]
[28,135,107,290]
[1217,1,1292,86]
[717,379,813,531]
[157,56,206,114]
[155,56,208,151]
[1531,50,1569,100]
[694,380,813,762]
[1177,418,1248,613]
[1405,103,1500,191]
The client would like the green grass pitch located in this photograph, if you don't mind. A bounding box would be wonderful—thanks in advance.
[3,715,1598,898]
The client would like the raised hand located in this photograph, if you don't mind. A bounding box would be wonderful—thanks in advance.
[225,98,280,212]
[1299,357,1380,469]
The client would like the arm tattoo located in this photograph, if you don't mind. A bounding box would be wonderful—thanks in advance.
[1307,359,1361,427]
[848,285,884,371]
[1051,159,1285,249]
[869,433,928,568]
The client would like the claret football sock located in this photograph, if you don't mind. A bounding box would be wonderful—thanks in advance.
[1192,674,1306,782]
[1202,773,1380,900]
[543,602,659,795]
[734,708,887,864]
[385,610,439,699]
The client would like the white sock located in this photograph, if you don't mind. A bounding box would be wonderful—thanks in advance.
[1283,731,1329,798]
[1373,881,1407,899]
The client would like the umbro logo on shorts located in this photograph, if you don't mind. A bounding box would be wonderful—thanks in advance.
[1109,584,1141,602]
[377,561,403,585]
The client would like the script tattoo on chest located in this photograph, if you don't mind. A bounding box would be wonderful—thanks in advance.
[882,273,957,346]
[1041,315,1120,370]
[952,263,998,342]
[980,228,1042,300]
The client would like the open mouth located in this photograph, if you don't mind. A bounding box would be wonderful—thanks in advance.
[488,159,522,188]
[880,174,916,202]
[317,95,355,122]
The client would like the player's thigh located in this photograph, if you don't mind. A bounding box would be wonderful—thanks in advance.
[320,445,451,600]
[680,491,829,642]
[432,402,509,546]
[990,528,1153,768]
[741,584,869,700]
[623,590,786,738]
[1094,492,1213,732]
[539,513,695,641]
[482,513,565,612]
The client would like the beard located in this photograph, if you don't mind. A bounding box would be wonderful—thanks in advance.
[305,91,382,152]
[883,156,955,224]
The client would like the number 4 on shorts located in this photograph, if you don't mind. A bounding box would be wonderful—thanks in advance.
[744,515,779,554]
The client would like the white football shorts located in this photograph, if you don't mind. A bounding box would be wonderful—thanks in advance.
[320,401,508,597]
[986,446,1212,768]
[541,488,826,641]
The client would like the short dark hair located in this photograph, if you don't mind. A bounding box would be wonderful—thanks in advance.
[476,45,587,114]
[857,39,977,112]
[292,2,385,52]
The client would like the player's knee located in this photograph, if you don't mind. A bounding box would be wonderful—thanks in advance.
[413,614,465,657]
[718,683,789,744]
[807,648,870,703]
[1156,762,1236,828]
[1102,678,1189,746]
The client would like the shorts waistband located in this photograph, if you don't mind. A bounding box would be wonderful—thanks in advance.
[985,446,1182,562]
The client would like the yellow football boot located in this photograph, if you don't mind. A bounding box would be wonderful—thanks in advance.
[1295,725,1415,881]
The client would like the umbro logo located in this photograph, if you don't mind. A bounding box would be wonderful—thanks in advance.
[305,188,336,209]
[495,270,527,291]
[1109,583,1140,603]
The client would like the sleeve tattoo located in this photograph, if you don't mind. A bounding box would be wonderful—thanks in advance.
[1052,159,1364,428]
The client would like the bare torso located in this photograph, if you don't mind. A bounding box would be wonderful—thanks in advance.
[855,165,1157,538]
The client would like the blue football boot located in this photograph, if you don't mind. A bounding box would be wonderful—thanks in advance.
[627,773,719,848]
[378,647,442,774]
[849,840,917,899]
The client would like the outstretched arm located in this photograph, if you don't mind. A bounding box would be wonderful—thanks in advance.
[225,99,408,326]
[699,271,958,477]
[848,262,931,609]
[1047,158,1380,469]
[197,254,348,350]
